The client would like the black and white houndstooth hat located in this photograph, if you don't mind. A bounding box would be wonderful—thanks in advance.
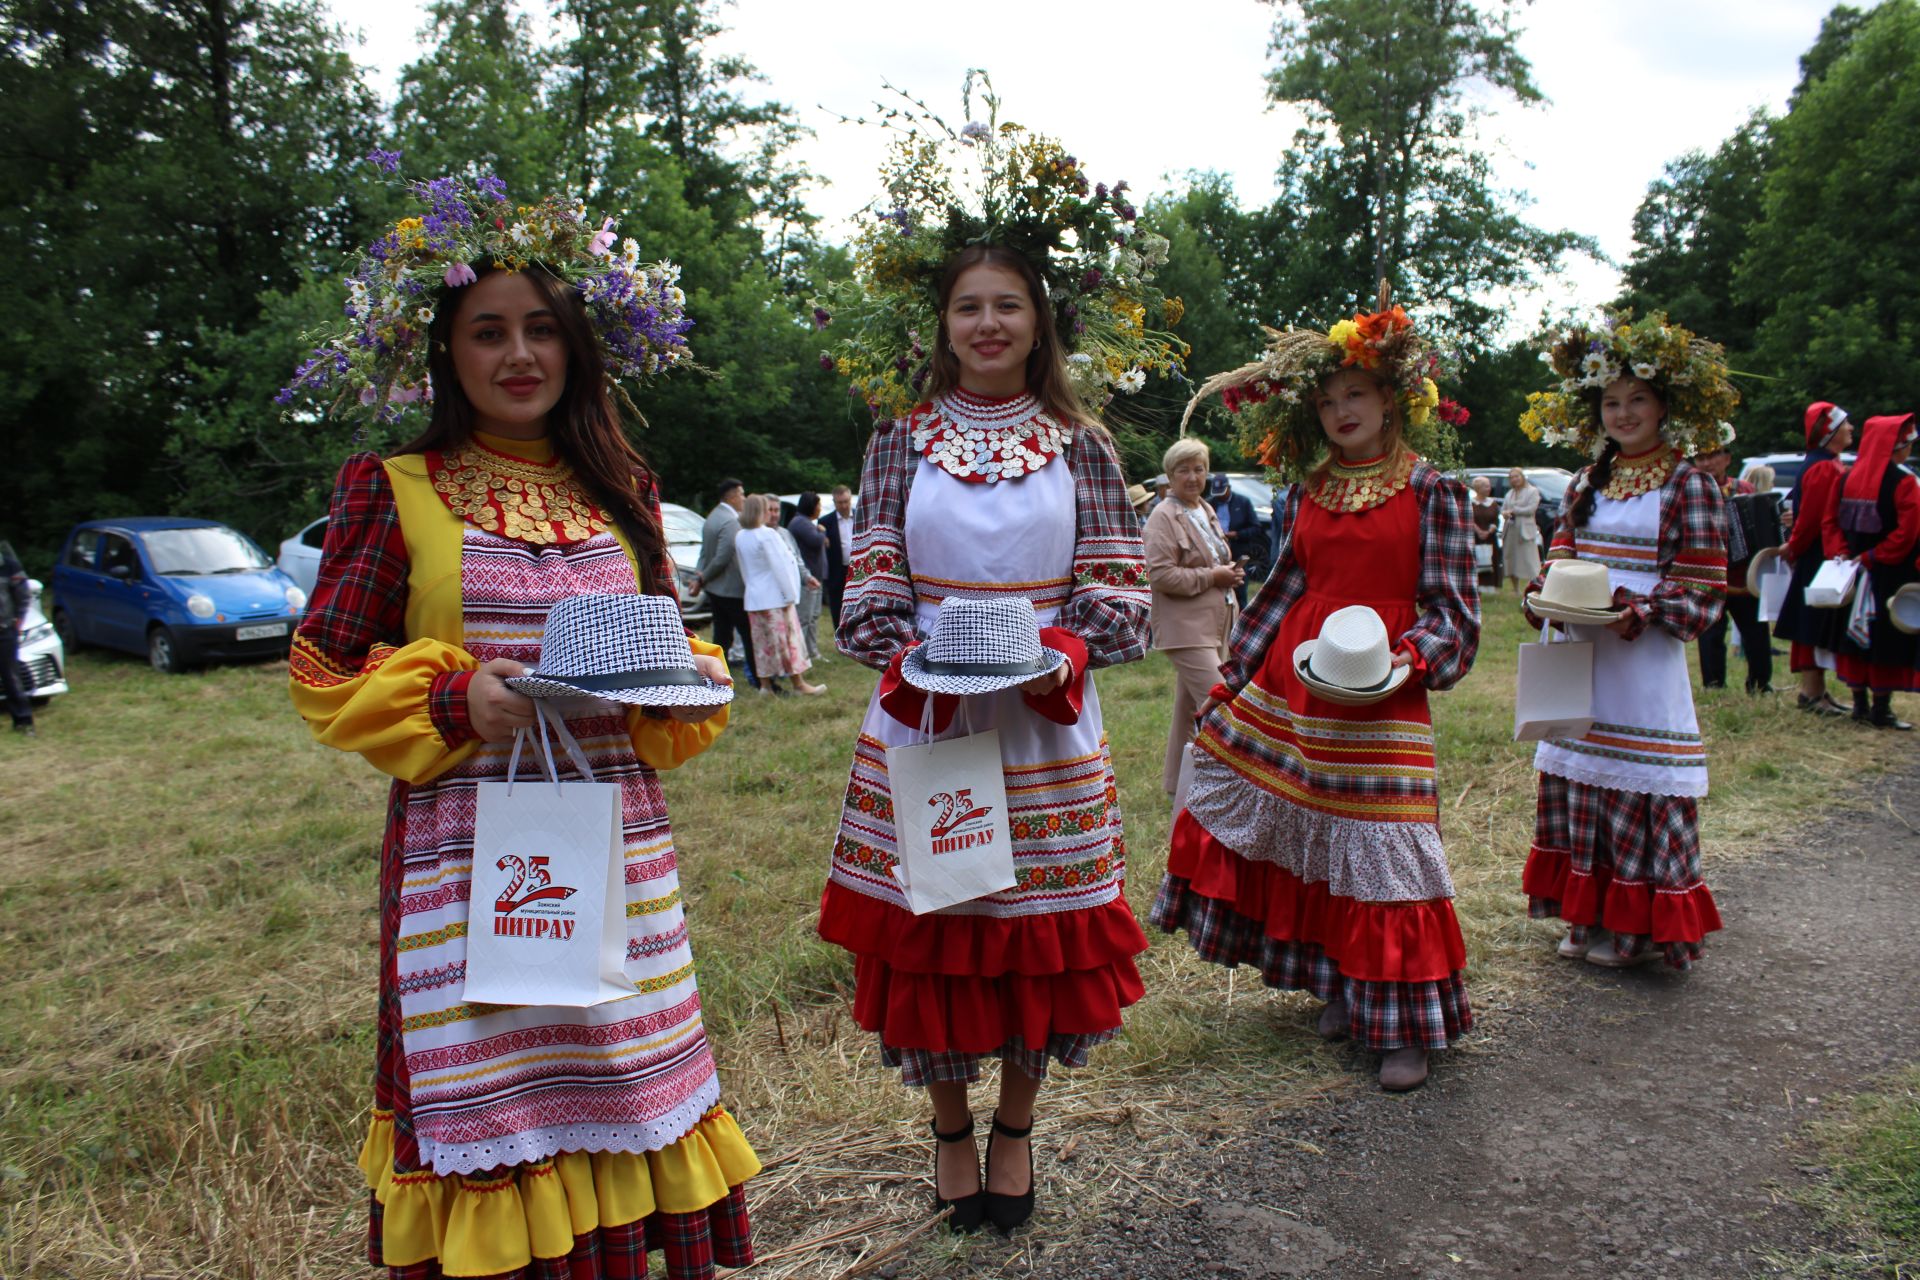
[901,597,1066,696]
[506,593,734,708]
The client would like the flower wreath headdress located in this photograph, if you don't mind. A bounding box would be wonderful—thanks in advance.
[279,155,694,425]
[811,71,1187,420]
[1517,310,1739,459]
[1181,281,1464,481]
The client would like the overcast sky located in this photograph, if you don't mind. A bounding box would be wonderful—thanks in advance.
[322,0,1835,324]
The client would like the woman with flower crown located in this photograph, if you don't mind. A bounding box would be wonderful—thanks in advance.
[1516,313,1733,972]
[1150,293,1481,1094]
[283,171,758,1280]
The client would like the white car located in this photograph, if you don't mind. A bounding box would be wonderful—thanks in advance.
[279,509,714,625]
[16,579,68,701]
[278,516,327,597]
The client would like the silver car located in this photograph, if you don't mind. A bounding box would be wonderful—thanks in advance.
[16,578,68,701]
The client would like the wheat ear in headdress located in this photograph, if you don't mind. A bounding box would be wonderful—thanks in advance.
[1180,278,1395,436]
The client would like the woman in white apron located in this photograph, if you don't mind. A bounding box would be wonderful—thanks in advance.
[1517,312,1736,969]
[821,244,1151,1234]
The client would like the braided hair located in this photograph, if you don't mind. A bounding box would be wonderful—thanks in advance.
[1571,438,1621,528]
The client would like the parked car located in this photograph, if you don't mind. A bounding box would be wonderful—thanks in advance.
[278,515,328,597]
[1462,467,1574,543]
[658,501,711,625]
[15,578,68,702]
[52,518,306,674]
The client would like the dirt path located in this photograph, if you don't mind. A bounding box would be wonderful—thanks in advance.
[1034,762,1920,1279]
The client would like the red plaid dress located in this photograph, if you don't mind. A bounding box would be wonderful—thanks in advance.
[1522,459,1726,967]
[1151,459,1481,1051]
[820,398,1152,1085]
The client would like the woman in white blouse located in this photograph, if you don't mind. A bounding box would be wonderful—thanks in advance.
[736,494,827,695]
[1500,467,1543,590]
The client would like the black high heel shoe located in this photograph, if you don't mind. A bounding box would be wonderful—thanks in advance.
[930,1117,985,1232]
[984,1112,1035,1233]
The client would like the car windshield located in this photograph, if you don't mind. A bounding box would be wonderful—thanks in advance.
[1227,475,1274,512]
[1525,470,1572,502]
[144,526,270,575]
[659,507,704,544]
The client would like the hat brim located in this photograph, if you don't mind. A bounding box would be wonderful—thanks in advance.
[1889,586,1920,635]
[899,646,1070,695]
[506,673,735,707]
[1526,594,1627,626]
[1746,546,1783,583]
[1291,640,1412,707]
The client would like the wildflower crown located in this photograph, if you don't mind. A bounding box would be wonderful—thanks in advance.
[1183,280,1461,481]
[811,72,1186,420]
[279,159,693,425]
[1517,310,1740,459]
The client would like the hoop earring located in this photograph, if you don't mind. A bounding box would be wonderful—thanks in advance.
[947,342,956,355]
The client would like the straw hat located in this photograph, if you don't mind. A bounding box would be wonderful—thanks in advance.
[507,593,734,707]
[1527,560,1627,625]
[1291,605,1412,706]
[901,597,1067,696]
[1745,544,1784,586]
[1889,584,1920,635]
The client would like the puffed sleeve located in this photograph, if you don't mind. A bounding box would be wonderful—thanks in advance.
[836,420,921,670]
[1616,466,1726,643]
[1400,468,1481,690]
[289,453,482,785]
[625,638,731,770]
[1055,427,1150,667]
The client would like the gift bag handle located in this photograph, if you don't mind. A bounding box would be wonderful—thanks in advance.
[506,701,599,794]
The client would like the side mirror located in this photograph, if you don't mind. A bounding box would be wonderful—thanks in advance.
[109,564,133,580]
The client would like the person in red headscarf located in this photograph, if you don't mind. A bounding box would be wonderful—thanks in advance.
[1772,401,1855,714]
[1832,413,1920,728]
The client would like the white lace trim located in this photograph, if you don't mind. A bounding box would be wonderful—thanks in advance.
[1533,748,1708,800]
[414,1073,722,1177]
[1184,751,1457,902]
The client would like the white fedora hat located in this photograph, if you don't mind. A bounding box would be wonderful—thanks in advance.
[1889,583,1920,635]
[1292,605,1412,706]
[1527,559,1626,625]
[506,593,734,708]
[901,597,1067,695]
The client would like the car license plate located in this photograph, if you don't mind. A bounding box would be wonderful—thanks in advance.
[235,622,289,641]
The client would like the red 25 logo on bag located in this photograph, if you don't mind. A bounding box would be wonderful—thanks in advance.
[928,788,995,852]
[493,854,580,940]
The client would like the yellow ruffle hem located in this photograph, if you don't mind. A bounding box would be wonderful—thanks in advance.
[357,1107,761,1273]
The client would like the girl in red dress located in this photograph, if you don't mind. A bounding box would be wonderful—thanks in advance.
[1151,299,1480,1093]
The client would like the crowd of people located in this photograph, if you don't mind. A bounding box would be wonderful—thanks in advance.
[272,149,1915,1279]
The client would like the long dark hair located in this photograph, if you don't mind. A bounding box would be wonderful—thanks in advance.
[925,245,1100,432]
[400,263,665,592]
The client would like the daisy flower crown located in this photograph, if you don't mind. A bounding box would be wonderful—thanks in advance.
[810,71,1188,421]
[1182,282,1461,481]
[279,159,693,425]
[1518,310,1740,458]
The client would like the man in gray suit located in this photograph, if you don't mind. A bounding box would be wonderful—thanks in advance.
[693,478,756,688]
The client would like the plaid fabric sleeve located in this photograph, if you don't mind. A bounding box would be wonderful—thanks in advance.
[1060,428,1150,669]
[1219,483,1307,693]
[1402,465,1481,691]
[836,420,921,670]
[1638,464,1727,642]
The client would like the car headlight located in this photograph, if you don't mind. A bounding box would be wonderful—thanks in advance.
[20,621,52,645]
[186,593,216,618]
[285,585,307,610]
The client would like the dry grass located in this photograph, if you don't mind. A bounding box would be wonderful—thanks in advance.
[2,603,1910,1278]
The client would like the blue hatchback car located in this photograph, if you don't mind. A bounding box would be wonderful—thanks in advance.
[51,518,307,673]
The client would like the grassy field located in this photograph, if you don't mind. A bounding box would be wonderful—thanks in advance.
[1,601,1912,1278]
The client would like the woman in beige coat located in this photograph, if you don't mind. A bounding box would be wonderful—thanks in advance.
[1145,438,1244,795]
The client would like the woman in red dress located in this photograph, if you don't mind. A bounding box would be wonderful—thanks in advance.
[1151,300,1480,1093]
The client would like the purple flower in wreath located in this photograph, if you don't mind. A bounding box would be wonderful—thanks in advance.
[960,121,990,142]
[444,261,477,289]
[588,217,617,257]
[819,353,835,371]
[1080,268,1103,293]
[365,147,403,174]
[812,306,832,330]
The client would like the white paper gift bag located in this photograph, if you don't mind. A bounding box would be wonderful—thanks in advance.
[1756,561,1792,623]
[884,708,1016,915]
[1805,558,1860,608]
[464,706,634,1007]
[1514,623,1596,742]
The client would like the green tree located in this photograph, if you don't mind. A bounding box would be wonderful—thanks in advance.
[391,0,561,199]
[1262,0,1591,355]
[1617,111,1773,356]
[1735,0,1920,443]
